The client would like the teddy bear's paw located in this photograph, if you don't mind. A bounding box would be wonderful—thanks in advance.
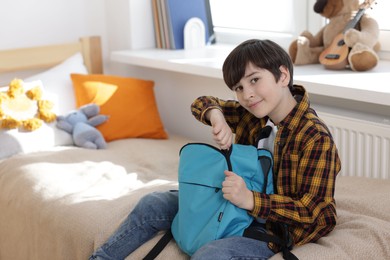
[300,31,315,42]
[344,28,360,47]
[349,43,379,71]
[297,36,310,47]
[294,36,323,65]
[294,37,311,64]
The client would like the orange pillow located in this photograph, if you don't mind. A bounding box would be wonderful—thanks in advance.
[71,74,168,142]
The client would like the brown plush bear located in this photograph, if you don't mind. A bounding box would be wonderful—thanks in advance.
[289,0,380,71]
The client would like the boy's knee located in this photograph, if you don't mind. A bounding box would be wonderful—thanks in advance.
[135,192,161,212]
[136,191,177,213]
[139,192,159,204]
[139,192,167,205]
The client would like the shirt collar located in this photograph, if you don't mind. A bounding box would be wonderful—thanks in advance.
[277,85,309,131]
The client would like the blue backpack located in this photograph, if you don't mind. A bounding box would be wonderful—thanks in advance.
[171,143,274,255]
[144,143,298,260]
[143,143,274,259]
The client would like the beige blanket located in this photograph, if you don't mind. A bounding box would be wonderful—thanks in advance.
[0,136,189,260]
[1,136,389,260]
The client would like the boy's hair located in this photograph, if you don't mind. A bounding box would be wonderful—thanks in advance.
[222,39,294,92]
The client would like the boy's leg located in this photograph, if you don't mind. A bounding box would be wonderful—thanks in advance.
[90,191,178,260]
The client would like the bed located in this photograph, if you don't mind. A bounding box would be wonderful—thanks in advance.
[1,36,389,260]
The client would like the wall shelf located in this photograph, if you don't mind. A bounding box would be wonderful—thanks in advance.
[111,45,390,107]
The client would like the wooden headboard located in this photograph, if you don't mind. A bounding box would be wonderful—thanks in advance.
[0,36,103,74]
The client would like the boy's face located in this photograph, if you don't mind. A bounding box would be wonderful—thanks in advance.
[232,62,291,124]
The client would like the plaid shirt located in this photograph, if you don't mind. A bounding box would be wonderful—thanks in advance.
[191,85,341,249]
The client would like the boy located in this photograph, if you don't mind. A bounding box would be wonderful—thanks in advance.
[190,39,341,259]
[90,39,341,260]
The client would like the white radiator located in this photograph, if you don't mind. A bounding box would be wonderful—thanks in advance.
[318,111,390,179]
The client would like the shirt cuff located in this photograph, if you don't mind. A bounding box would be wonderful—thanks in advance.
[248,191,271,218]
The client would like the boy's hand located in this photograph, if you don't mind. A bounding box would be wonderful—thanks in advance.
[222,170,254,211]
[208,109,233,150]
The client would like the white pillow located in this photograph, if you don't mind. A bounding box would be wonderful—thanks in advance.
[24,52,88,115]
[0,124,73,159]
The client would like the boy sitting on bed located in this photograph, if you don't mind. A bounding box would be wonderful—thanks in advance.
[90,39,341,260]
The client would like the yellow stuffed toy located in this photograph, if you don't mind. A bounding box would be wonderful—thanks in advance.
[0,78,56,131]
[289,0,380,71]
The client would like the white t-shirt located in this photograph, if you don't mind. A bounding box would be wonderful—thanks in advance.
[257,119,278,154]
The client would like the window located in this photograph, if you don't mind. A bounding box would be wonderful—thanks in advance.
[366,1,390,54]
[209,0,389,59]
[209,0,313,49]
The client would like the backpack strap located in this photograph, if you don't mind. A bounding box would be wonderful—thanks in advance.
[243,224,299,260]
[258,149,273,193]
[143,229,173,260]
[255,125,273,145]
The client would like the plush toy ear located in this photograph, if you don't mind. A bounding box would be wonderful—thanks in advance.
[80,104,99,118]
[88,115,109,127]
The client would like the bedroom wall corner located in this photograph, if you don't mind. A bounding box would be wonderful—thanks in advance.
[104,0,156,75]
[104,0,155,51]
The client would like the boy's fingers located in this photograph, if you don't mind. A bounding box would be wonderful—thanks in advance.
[224,170,235,177]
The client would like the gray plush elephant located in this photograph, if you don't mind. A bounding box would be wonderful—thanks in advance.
[56,104,109,149]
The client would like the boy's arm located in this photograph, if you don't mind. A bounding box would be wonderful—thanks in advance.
[191,96,243,149]
[191,96,242,127]
[249,135,339,226]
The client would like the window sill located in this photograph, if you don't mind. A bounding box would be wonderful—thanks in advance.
[111,44,390,107]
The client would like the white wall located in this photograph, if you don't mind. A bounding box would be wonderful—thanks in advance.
[0,0,108,86]
[0,0,106,49]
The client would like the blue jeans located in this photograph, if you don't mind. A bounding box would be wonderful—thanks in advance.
[90,191,275,260]
[192,236,275,260]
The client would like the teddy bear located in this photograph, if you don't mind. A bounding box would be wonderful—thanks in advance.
[56,103,109,149]
[289,0,380,71]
